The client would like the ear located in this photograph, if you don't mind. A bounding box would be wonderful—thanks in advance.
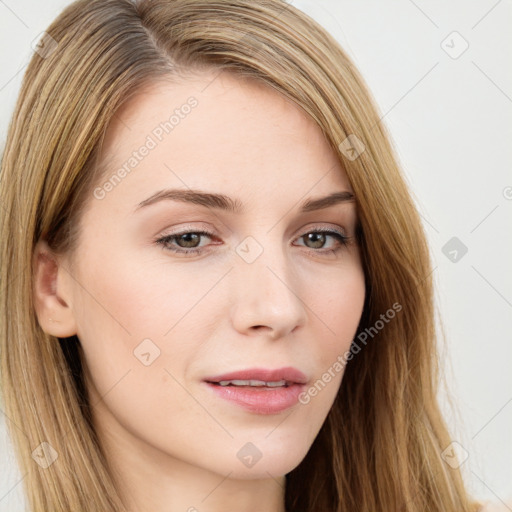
[32,239,78,337]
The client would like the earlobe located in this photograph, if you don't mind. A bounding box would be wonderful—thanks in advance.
[32,240,77,337]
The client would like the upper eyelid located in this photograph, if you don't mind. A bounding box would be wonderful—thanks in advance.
[161,221,348,236]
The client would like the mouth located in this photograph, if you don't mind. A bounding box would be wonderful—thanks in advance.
[202,366,308,414]
[206,379,292,388]
[203,366,308,386]
[203,380,306,414]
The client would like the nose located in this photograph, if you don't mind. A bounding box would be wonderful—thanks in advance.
[230,241,307,340]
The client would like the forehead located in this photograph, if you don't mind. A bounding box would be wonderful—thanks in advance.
[92,70,351,213]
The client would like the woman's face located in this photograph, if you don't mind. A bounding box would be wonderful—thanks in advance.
[46,71,365,483]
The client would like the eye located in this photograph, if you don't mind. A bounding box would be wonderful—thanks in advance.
[294,229,350,255]
[154,227,350,257]
[155,229,216,255]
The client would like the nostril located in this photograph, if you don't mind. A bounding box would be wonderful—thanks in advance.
[252,325,270,332]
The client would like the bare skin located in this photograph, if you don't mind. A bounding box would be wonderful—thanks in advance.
[33,70,365,512]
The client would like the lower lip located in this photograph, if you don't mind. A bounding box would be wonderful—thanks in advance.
[203,382,306,414]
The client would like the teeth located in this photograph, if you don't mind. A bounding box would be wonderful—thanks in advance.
[266,380,287,387]
[217,379,288,387]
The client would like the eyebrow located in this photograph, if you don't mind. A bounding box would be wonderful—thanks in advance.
[134,188,355,214]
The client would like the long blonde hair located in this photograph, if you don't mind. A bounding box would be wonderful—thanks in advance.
[0,0,480,510]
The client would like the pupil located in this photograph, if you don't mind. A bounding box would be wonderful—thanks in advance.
[307,233,325,248]
[179,233,199,248]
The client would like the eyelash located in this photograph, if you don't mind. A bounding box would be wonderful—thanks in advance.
[154,227,350,257]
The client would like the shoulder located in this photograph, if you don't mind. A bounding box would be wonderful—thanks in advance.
[477,501,512,511]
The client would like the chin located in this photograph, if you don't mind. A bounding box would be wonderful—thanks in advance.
[225,457,304,480]
[213,436,311,480]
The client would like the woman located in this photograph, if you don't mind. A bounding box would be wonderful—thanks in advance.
[0,0,481,511]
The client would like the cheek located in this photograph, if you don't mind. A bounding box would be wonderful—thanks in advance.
[73,246,218,341]
[304,259,366,360]
[71,251,226,402]
[300,262,366,408]
[272,258,363,415]
[72,257,206,452]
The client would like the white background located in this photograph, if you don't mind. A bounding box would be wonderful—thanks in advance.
[1,0,511,510]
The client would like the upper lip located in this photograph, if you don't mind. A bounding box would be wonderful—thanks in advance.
[204,366,308,385]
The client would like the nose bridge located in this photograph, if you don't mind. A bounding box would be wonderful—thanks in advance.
[235,230,290,293]
[230,230,307,337]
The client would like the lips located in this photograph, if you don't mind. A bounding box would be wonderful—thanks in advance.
[203,366,308,386]
[202,366,308,414]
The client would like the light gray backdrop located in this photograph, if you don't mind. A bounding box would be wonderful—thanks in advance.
[1,0,511,510]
